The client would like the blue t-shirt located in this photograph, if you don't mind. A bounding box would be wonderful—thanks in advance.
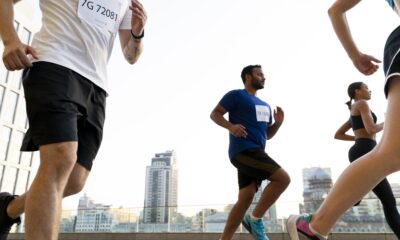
[219,89,272,159]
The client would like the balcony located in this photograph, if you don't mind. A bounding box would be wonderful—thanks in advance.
[7,200,398,240]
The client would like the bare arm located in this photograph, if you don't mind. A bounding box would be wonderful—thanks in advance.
[119,30,143,64]
[334,120,355,141]
[328,0,381,75]
[210,104,248,138]
[119,0,146,64]
[267,106,284,140]
[356,101,384,134]
[0,0,19,45]
[0,0,38,70]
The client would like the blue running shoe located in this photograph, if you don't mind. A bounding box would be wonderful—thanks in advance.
[242,214,269,240]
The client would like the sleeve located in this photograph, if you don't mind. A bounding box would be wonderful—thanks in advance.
[119,3,132,30]
[219,90,238,112]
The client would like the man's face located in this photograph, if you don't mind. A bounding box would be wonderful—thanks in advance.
[249,67,265,90]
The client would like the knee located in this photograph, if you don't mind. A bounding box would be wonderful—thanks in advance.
[44,143,77,170]
[276,170,291,189]
[64,178,85,196]
[373,146,400,172]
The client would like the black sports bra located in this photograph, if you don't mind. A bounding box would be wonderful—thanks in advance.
[350,111,377,131]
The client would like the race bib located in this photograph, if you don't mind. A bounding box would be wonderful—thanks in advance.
[255,105,270,122]
[78,0,123,33]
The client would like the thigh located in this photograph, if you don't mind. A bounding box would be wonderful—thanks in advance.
[21,62,83,150]
[76,122,104,171]
[231,148,281,190]
[378,77,400,166]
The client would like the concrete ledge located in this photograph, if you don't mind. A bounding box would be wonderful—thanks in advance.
[7,232,397,240]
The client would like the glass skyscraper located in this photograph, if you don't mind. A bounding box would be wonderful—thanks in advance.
[143,150,178,223]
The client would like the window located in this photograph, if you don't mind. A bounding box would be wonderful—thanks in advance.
[10,130,24,164]
[0,126,11,162]
[14,169,29,194]
[0,86,5,110]
[13,21,19,31]
[19,152,33,167]
[20,28,31,44]
[9,70,23,90]
[0,65,8,83]
[2,91,18,123]
[14,97,27,128]
[1,166,17,193]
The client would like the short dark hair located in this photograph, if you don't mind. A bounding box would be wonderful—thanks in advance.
[345,81,363,110]
[241,65,262,84]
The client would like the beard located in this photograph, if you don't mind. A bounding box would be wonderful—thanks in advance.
[251,79,264,90]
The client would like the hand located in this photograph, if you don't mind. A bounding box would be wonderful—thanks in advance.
[273,106,284,124]
[228,124,247,138]
[351,53,381,76]
[130,0,147,37]
[2,41,38,71]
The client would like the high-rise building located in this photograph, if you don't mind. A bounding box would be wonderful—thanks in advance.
[143,150,178,223]
[75,194,115,232]
[301,167,333,213]
[0,1,39,197]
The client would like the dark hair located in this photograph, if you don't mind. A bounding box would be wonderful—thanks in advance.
[345,81,363,110]
[241,65,261,84]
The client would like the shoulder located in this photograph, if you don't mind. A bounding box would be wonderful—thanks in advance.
[352,100,370,112]
[223,89,244,98]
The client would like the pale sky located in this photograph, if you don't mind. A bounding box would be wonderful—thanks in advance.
[26,0,400,217]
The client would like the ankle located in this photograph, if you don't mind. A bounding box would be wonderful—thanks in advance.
[309,222,328,240]
[250,213,262,220]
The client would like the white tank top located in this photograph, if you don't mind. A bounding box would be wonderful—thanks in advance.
[31,0,132,92]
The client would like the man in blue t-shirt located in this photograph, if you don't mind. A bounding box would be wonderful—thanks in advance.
[210,65,290,240]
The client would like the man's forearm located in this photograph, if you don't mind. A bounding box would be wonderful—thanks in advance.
[123,38,143,64]
[210,112,232,130]
[0,0,20,45]
[267,122,282,139]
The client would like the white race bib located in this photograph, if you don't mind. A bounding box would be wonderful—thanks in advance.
[78,0,123,33]
[255,105,270,122]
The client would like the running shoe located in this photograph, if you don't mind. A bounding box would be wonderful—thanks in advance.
[286,214,326,240]
[242,213,269,240]
[0,193,20,240]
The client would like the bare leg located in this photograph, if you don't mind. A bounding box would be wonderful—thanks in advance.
[221,182,256,240]
[311,78,400,235]
[24,142,77,240]
[252,168,290,218]
[6,163,90,219]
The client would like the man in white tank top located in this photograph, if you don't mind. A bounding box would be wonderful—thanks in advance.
[0,0,147,239]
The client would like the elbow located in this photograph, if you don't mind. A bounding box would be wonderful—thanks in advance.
[334,131,342,140]
[210,112,216,121]
[334,133,340,140]
[365,128,377,135]
[327,4,339,20]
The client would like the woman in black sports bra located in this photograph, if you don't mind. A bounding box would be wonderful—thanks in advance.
[286,0,400,238]
[334,82,400,238]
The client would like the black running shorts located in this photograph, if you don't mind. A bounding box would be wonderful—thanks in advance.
[20,61,106,171]
[384,25,400,98]
[230,148,281,190]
